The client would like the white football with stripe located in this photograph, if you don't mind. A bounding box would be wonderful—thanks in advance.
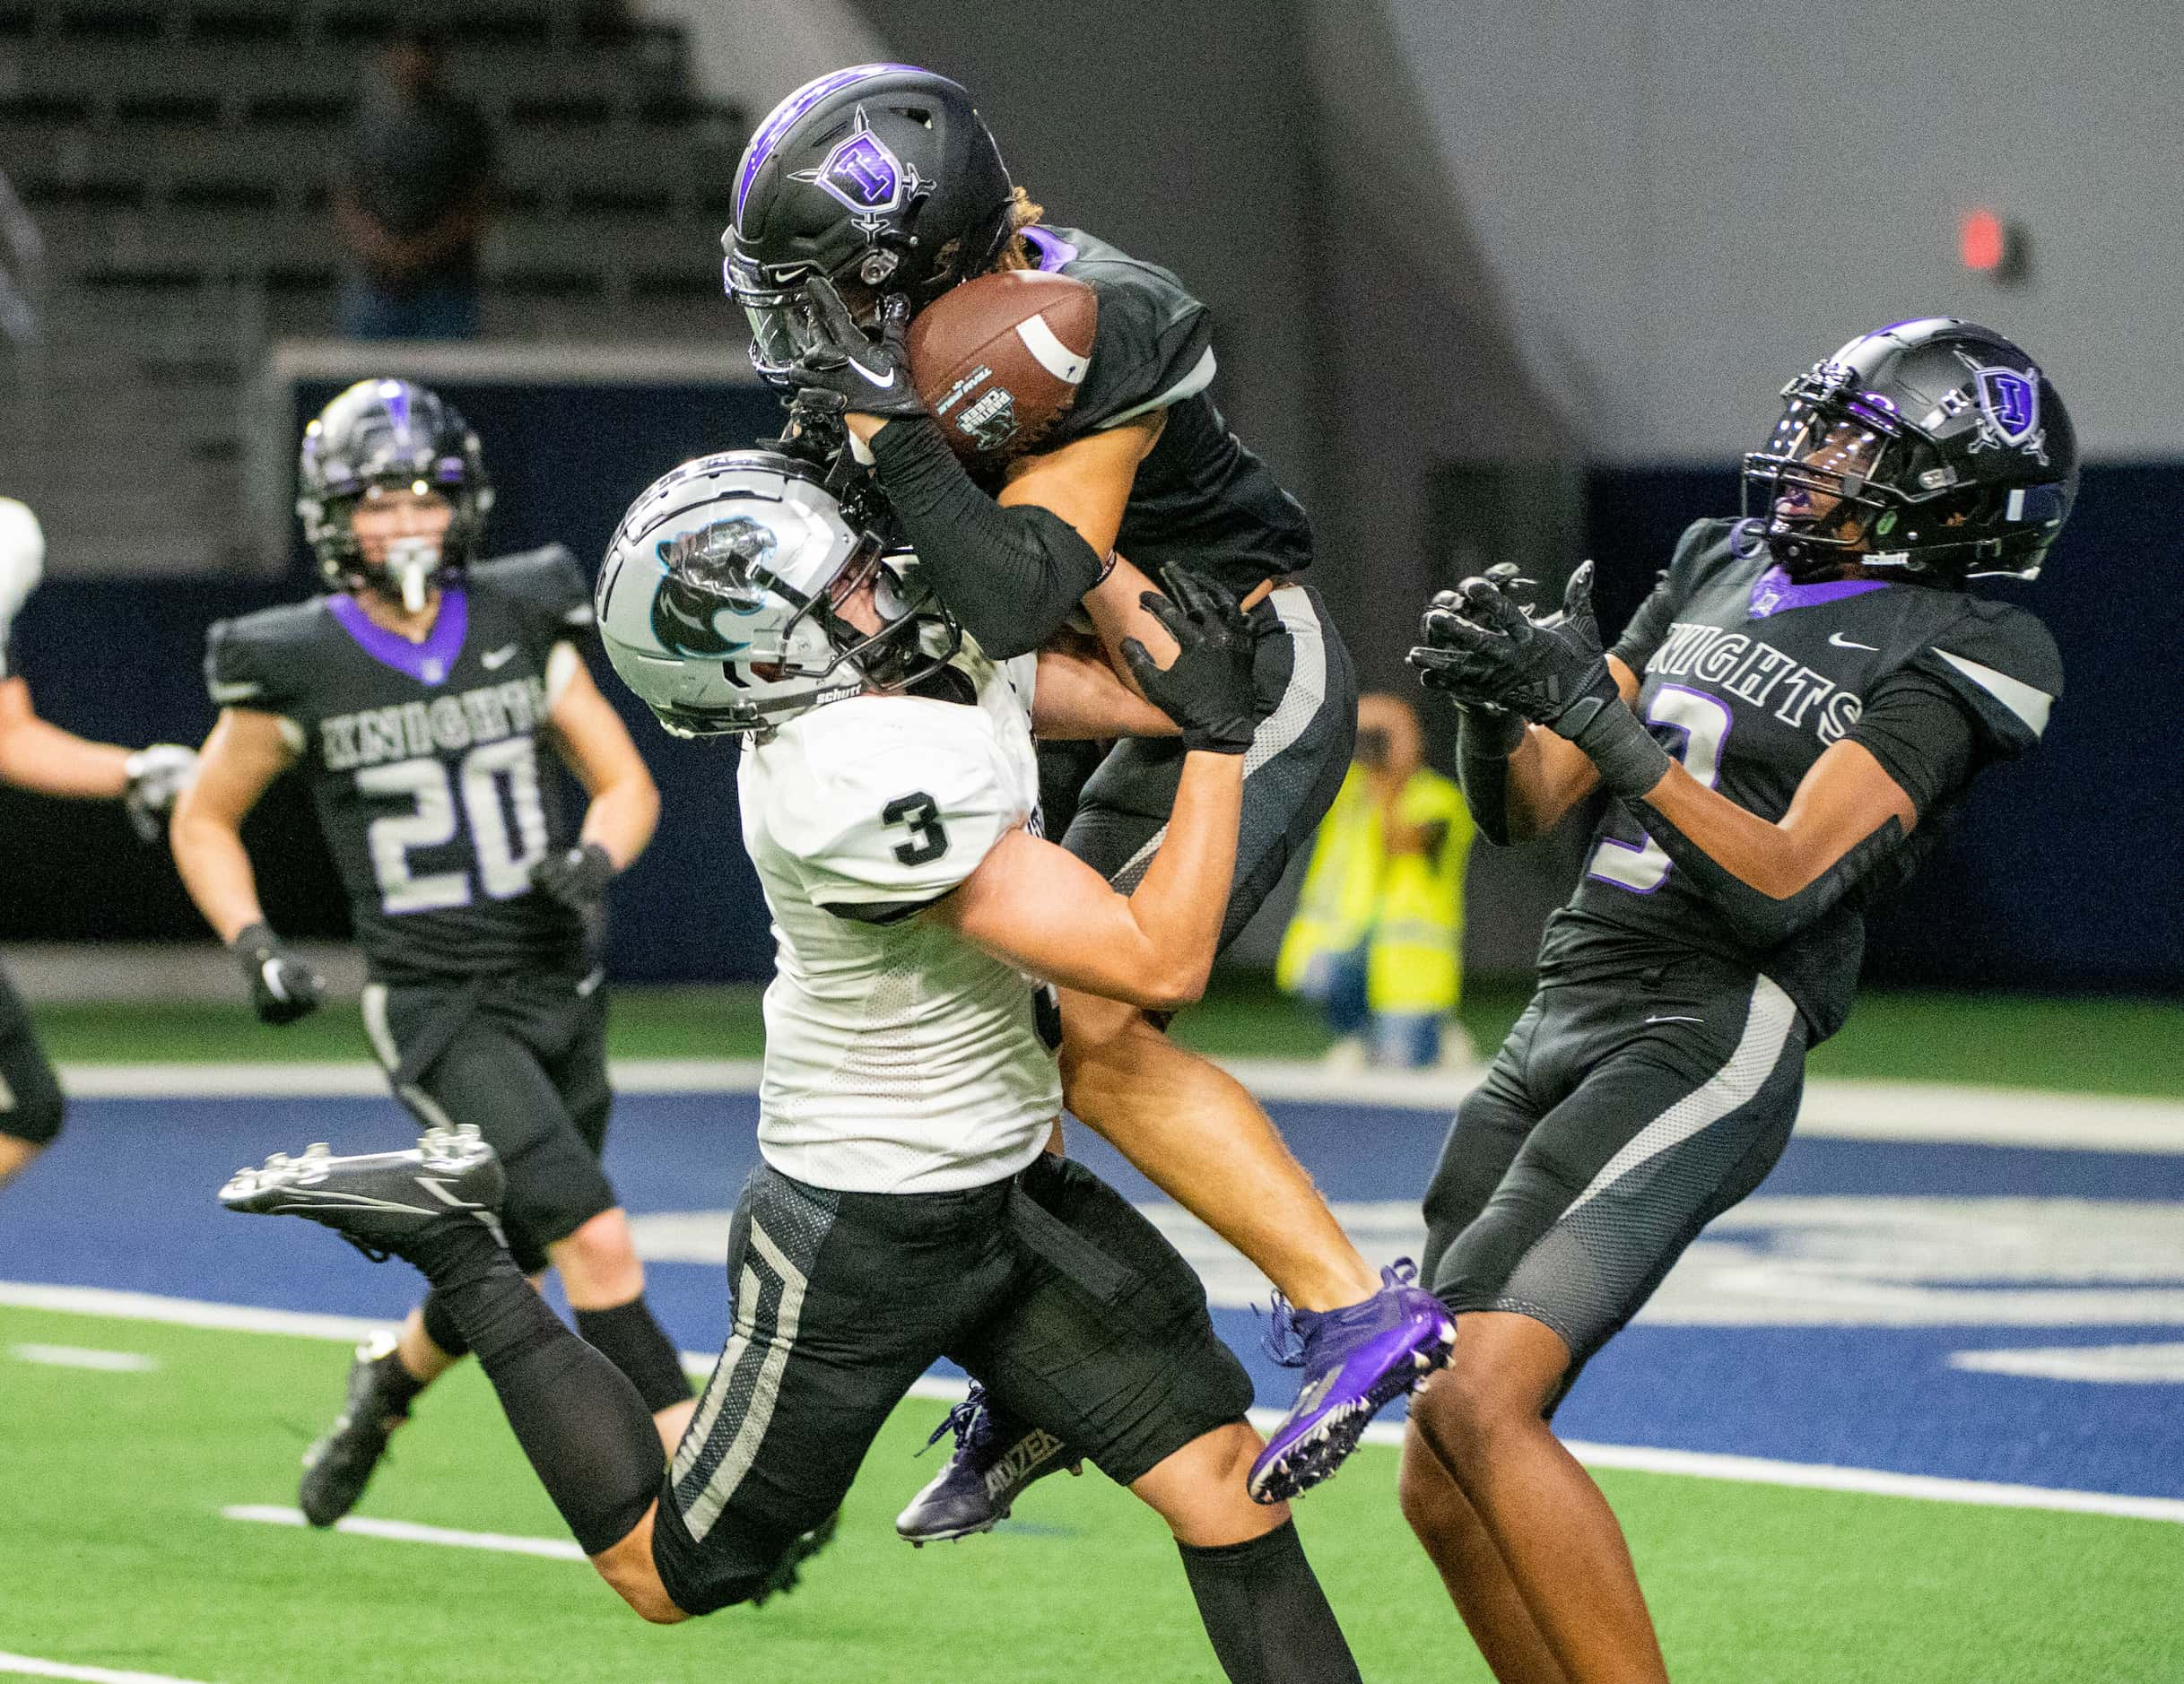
[908,269,1099,462]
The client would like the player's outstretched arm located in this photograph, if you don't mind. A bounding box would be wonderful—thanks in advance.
[0,674,133,799]
[0,674,198,840]
[930,757,1240,1011]
[542,655,660,874]
[932,570,1266,1007]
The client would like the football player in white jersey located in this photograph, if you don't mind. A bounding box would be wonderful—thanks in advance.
[0,497,196,1192]
[221,452,1370,1680]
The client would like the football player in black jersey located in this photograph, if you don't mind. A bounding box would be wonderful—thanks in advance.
[0,497,197,1193]
[170,380,693,1526]
[723,62,1451,1517]
[1400,319,2075,1682]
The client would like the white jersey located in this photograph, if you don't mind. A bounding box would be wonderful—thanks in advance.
[0,498,45,681]
[739,648,1063,1194]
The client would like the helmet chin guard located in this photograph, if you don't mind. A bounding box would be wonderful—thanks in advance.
[596,449,961,739]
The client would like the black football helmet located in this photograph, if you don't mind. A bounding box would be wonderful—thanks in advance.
[299,378,492,608]
[723,64,1014,383]
[1742,318,2076,581]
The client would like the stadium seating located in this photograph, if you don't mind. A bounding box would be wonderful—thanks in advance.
[0,0,745,574]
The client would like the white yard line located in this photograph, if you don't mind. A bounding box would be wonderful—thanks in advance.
[221,1505,584,1561]
[7,1283,2179,1531]
[53,1060,2184,1151]
[1551,1440,2184,1526]
[0,1654,213,1684]
[9,1343,158,1373]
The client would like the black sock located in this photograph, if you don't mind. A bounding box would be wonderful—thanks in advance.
[1178,1521,1362,1684]
[417,1224,663,1556]
[575,1297,693,1415]
[370,1346,429,1416]
[419,1288,472,1360]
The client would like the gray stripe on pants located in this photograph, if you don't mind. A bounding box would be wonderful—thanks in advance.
[1562,975,1797,1216]
[674,1219,811,1543]
[1109,586,1333,891]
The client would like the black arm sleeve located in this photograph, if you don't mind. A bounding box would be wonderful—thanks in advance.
[1454,705,1527,847]
[1630,801,1909,950]
[867,418,1106,659]
[1624,668,1980,948]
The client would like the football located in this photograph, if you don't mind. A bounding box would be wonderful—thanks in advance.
[908,269,1099,461]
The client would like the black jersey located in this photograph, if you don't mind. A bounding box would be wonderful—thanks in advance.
[205,547,596,985]
[1014,224,1314,595]
[1539,518,2061,1040]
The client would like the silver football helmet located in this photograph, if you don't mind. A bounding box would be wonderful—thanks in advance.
[596,449,959,738]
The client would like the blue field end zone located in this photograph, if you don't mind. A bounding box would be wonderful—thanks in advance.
[3,1087,2180,1503]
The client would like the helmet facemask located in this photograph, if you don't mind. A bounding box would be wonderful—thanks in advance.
[1743,394,1901,579]
[604,453,963,739]
[1743,327,2076,585]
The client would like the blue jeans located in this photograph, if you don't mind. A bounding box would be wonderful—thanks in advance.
[338,274,483,341]
[1297,945,1443,1067]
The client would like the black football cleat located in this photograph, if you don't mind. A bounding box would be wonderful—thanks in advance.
[219,1125,507,1265]
[751,1508,840,1606]
[298,1330,411,1528]
[895,1385,1082,1546]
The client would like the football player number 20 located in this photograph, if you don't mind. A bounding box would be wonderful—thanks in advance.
[1586,684,1730,893]
[359,740,549,913]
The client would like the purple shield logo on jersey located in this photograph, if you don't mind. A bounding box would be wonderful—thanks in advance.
[1975,367,2040,447]
[816,130,902,213]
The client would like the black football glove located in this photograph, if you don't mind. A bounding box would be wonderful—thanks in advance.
[121,743,197,845]
[1120,569,1278,754]
[230,921,324,1027]
[530,841,616,915]
[1409,562,1621,736]
[788,279,928,421]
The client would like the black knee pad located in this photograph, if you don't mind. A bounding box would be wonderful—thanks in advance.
[576,1298,692,1413]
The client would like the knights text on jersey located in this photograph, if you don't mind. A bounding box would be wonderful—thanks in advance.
[1544,517,2061,1040]
[204,547,596,984]
[1014,224,1314,596]
[739,647,1063,1195]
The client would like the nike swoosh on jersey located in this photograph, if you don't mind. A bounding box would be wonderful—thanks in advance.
[481,645,518,670]
[1827,632,1878,651]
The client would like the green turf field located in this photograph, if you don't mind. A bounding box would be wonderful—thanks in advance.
[2,1304,2179,1683]
[24,976,2184,1097]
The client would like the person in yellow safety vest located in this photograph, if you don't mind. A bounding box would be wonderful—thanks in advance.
[1277,691,1476,1069]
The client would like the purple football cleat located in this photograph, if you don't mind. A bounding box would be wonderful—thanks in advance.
[1247,1260,1455,1505]
[895,1384,1082,1545]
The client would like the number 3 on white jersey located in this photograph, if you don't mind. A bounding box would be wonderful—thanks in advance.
[361,740,550,914]
[1586,684,1730,893]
